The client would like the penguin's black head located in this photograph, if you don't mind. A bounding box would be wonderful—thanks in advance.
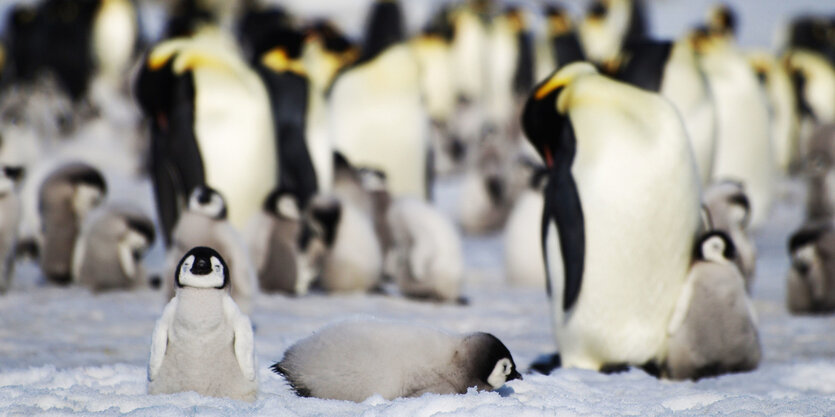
[255,28,306,73]
[694,230,737,264]
[587,0,607,20]
[467,332,522,389]
[175,246,229,289]
[421,4,455,42]
[544,4,572,36]
[264,187,301,221]
[357,0,405,65]
[126,216,157,252]
[789,223,832,255]
[134,48,193,131]
[307,20,355,54]
[307,196,342,247]
[67,165,107,196]
[188,185,227,220]
[708,4,737,37]
[521,69,574,170]
[165,0,216,39]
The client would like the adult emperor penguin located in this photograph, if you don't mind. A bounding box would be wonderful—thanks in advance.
[148,246,257,402]
[298,194,382,294]
[578,0,648,65]
[134,27,277,243]
[71,204,155,292]
[787,221,835,314]
[91,0,140,88]
[695,22,775,229]
[665,231,761,380]
[386,197,465,303]
[246,188,305,294]
[522,62,702,371]
[534,4,586,81]
[38,162,107,285]
[165,186,257,314]
[271,319,520,401]
[749,51,801,174]
[329,0,430,199]
[803,125,835,221]
[703,181,757,291]
[504,164,548,288]
[0,167,22,294]
[610,36,718,185]
[787,49,835,157]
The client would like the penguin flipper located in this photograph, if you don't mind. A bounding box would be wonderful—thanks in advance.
[117,235,137,280]
[224,295,256,381]
[148,297,178,380]
[544,169,585,311]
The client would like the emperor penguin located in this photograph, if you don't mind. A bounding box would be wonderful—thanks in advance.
[578,0,648,66]
[535,4,586,81]
[703,181,757,291]
[522,62,702,371]
[246,188,304,295]
[504,164,548,288]
[329,0,431,199]
[134,27,277,243]
[665,231,761,380]
[748,52,800,174]
[0,166,22,293]
[787,221,835,314]
[694,21,775,229]
[787,49,835,158]
[298,194,382,294]
[610,36,718,185]
[271,319,521,401]
[91,0,140,89]
[803,124,835,221]
[786,16,835,65]
[148,247,257,402]
[385,197,465,303]
[165,186,257,314]
[71,204,155,292]
[38,162,107,285]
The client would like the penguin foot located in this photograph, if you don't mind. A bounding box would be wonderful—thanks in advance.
[599,363,630,374]
[455,296,469,306]
[529,353,562,375]
[14,239,39,261]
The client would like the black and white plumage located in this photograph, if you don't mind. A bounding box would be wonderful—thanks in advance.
[247,188,304,294]
[148,246,257,402]
[271,320,521,401]
[38,162,107,285]
[71,204,155,292]
[787,221,835,314]
[665,231,761,380]
[522,62,701,370]
[134,28,277,243]
[703,181,757,291]
[164,186,257,314]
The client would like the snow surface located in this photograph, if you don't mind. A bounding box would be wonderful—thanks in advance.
[1,0,835,415]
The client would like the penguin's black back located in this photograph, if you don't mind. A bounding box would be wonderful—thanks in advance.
[356,0,405,66]
[612,40,673,92]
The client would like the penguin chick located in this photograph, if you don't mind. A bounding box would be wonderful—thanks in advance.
[787,221,835,314]
[386,197,464,303]
[165,186,258,314]
[271,319,521,401]
[71,204,155,292]
[38,162,107,285]
[247,188,303,294]
[148,246,257,402]
[665,231,761,380]
[299,194,382,293]
[0,166,22,293]
[457,131,516,235]
[803,124,835,221]
[703,180,757,291]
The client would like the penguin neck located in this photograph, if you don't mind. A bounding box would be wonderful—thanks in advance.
[175,287,228,330]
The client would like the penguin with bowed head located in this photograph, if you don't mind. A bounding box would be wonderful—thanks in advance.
[0,166,22,293]
[71,204,155,292]
[786,221,835,314]
[164,185,257,314]
[246,187,304,294]
[148,246,257,402]
[665,231,761,380]
[38,162,107,285]
[271,319,520,402]
[522,62,702,372]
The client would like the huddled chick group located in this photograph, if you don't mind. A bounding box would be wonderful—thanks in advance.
[0,0,833,405]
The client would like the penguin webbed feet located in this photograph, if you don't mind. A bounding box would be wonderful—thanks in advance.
[599,362,662,378]
[528,352,562,375]
[14,239,39,261]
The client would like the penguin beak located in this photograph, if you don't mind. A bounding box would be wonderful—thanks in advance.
[508,369,522,381]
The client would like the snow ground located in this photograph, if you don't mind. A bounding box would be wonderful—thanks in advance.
[0,177,834,416]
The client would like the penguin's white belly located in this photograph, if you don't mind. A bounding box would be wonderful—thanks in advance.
[554,107,700,369]
[150,318,255,401]
[193,68,277,232]
[93,0,137,82]
[704,52,774,228]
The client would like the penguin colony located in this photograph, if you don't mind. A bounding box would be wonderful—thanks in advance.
[0,0,832,405]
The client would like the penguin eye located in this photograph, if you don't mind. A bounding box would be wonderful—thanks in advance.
[214,265,221,272]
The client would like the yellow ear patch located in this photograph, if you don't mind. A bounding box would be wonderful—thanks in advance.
[261,47,307,75]
[147,39,189,70]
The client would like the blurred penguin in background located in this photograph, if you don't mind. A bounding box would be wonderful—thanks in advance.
[695,6,775,228]
[134,27,277,243]
[457,131,517,235]
[748,52,800,175]
[802,124,835,222]
[38,162,107,285]
[448,1,490,151]
[72,204,155,292]
[0,166,22,294]
[165,186,257,314]
[578,0,648,66]
[787,221,835,314]
[247,187,303,294]
[703,181,757,291]
[330,0,431,200]
[504,161,548,288]
[534,4,586,82]
[787,49,835,158]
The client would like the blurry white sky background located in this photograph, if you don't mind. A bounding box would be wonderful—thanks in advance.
[0,0,832,50]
